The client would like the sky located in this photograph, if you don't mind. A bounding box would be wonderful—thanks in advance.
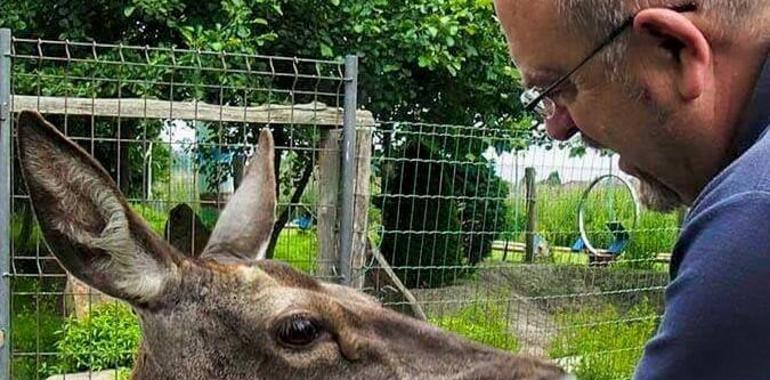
[487,142,629,186]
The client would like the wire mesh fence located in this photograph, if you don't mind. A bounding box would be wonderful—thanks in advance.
[3,35,361,379]
[365,121,678,379]
[1,32,682,380]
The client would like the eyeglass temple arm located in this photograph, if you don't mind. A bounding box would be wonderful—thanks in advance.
[523,2,696,112]
[524,19,634,112]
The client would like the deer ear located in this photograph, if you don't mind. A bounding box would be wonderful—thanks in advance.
[201,129,276,263]
[16,111,179,304]
[164,203,211,258]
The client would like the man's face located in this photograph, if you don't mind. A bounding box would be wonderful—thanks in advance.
[494,0,685,211]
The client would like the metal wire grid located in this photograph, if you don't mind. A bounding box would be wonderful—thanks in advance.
[6,37,346,379]
[366,121,677,378]
[0,36,683,380]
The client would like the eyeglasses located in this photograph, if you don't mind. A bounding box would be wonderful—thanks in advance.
[520,2,698,120]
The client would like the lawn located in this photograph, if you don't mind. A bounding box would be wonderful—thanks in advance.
[502,184,681,269]
[548,299,659,380]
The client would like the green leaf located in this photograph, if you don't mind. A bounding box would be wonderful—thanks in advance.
[382,64,400,73]
[123,6,136,17]
[331,0,341,5]
[418,55,432,67]
[427,26,439,37]
[320,43,334,57]
[353,23,364,33]
[253,17,268,25]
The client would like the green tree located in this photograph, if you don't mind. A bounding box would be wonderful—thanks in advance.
[1,0,529,262]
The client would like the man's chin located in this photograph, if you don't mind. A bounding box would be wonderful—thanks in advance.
[634,174,684,213]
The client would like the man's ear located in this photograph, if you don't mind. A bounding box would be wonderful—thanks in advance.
[633,8,711,101]
[16,110,180,304]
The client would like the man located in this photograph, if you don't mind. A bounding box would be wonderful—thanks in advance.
[493,0,770,378]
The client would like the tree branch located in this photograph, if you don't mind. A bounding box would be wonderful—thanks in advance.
[266,154,315,259]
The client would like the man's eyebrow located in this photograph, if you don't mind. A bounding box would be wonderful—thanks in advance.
[521,69,563,89]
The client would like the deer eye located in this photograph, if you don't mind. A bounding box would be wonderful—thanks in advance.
[275,314,322,348]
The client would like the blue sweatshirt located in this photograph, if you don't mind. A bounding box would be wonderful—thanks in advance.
[634,56,770,379]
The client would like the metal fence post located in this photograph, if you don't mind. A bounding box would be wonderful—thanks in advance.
[339,54,359,286]
[0,27,12,380]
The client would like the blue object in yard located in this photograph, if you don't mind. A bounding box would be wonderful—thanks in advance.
[533,234,544,249]
[606,221,630,255]
[571,237,586,253]
[296,214,313,231]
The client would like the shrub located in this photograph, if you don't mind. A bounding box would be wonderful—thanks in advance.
[11,278,64,379]
[430,300,519,352]
[53,302,141,374]
[377,141,469,288]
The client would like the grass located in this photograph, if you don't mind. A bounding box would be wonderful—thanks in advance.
[549,299,659,380]
[273,227,318,273]
[505,184,681,267]
[430,300,519,352]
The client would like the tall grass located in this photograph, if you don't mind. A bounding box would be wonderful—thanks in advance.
[549,299,659,380]
[430,300,519,352]
[506,184,681,264]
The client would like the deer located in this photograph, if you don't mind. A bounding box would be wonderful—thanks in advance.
[15,110,572,380]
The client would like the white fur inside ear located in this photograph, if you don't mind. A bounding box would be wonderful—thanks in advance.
[25,138,170,302]
[254,240,269,261]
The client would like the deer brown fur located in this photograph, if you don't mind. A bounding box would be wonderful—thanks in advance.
[16,110,571,380]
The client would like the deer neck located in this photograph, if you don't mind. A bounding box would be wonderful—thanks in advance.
[130,344,175,380]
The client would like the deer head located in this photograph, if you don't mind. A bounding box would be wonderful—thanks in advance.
[16,110,571,380]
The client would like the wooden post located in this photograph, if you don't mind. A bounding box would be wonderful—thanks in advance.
[317,129,341,280]
[502,239,510,262]
[524,167,537,263]
[349,128,373,289]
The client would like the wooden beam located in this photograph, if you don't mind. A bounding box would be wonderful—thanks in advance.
[349,128,372,289]
[317,129,341,280]
[368,238,427,321]
[12,95,375,126]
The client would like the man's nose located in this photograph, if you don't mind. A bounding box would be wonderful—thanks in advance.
[544,107,579,141]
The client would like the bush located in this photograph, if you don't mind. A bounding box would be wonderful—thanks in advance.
[376,139,513,288]
[378,142,467,288]
[11,278,64,379]
[430,300,519,352]
[549,299,659,380]
[53,302,141,374]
